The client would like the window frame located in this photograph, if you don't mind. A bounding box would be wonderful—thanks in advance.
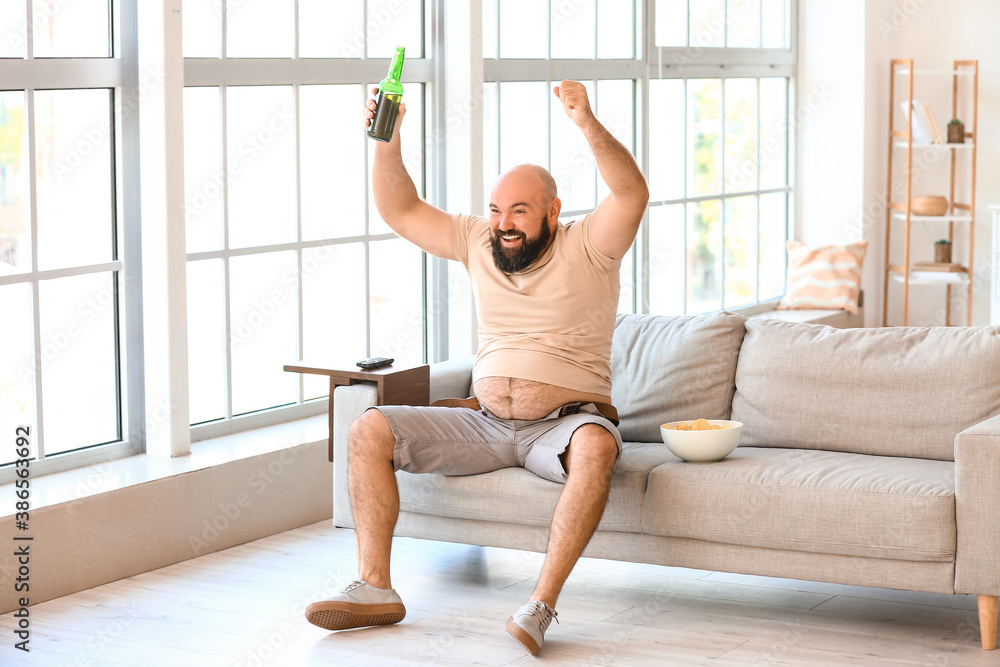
[182,0,440,441]
[0,0,143,483]
[0,0,798,483]
[476,0,796,318]
[478,2,645,317]
[641,0,797,314]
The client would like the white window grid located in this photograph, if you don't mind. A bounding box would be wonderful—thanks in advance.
[482,0,796,315]
[0,0,797,478]
[184,1,439,440]
[0,0,141,482]
[643,76,793,313]
[643,0,796,313]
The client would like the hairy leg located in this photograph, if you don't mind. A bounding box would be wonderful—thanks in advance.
[530,424,618,607]
[348,409,399,589]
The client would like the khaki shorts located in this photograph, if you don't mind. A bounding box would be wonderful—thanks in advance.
[372,403,623,484]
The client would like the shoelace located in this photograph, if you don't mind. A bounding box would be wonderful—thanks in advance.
[525,600,559,630]
[342,580,366,593]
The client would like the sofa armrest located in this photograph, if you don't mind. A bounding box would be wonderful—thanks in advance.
[332,383,379,528]
[429,353,476,403]
[330,355,476,528]
[954,413,1000,595]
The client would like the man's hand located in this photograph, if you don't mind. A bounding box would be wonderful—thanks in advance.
[366,87,455,260]
[364,86,406,137]
[553,85,648,260]
[553,80,595,129]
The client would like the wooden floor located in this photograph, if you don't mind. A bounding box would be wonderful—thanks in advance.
[1,520,995,666]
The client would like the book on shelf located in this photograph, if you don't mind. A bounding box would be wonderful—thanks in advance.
[920,103,945,144]
[912,261,962,272]
[900,100,935,144]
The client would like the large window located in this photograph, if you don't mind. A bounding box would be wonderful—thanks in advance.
[647,76,790,313]
[479,0,793,319]
[481,0,643,314]
[646,0,793,314]
[182,1,434,435]
[0,1,795,478]
[0,1,139,476]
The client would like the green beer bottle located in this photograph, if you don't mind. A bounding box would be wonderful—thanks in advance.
[367,46,405,143]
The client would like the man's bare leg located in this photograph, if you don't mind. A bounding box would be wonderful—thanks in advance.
[506,424,617,653]
[347,409,399,589]
[532,423,618,607]
[305,409,403,631]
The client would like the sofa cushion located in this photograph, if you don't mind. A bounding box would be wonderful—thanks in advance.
[611,311,747,443]
[396,441,675,533]
[641,448,956,562]
[731,319,1000,460]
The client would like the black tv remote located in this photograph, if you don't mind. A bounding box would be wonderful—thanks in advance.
[357,356,394,370]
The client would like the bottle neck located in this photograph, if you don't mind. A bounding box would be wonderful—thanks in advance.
[380,48,405,95]
[387,48,404,82]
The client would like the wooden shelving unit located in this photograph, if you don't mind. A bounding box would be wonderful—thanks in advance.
[882,59,978,326]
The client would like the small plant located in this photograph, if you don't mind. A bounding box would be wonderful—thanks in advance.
[934,239,952,263]
[947,118,965,143]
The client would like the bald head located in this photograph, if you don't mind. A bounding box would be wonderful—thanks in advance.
[491,164,558,211]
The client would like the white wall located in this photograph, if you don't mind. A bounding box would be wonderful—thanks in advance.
[862,0,892,328]
[799,0,999,327]
[796,0,868,248]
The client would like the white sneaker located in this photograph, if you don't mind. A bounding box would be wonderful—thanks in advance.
[305,580,405,631]
[506,600,558,655]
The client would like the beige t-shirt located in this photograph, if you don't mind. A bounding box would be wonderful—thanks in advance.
[451,212,621,396]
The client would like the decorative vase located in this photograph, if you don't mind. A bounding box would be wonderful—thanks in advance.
[947,121,965,144]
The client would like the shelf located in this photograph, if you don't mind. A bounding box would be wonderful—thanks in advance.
[884,58,977,327]
[892,141,974,149]
[895,68,977,76]
[889,269,969,286]
[891,211,973,223]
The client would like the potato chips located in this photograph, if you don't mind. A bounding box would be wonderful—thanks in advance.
[666,418,730,431]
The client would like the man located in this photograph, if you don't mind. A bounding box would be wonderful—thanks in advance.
[305,81,648,656]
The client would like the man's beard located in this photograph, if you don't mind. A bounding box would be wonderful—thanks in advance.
[491,216,552,273]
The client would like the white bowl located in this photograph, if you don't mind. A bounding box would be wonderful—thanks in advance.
[659,420,743,463]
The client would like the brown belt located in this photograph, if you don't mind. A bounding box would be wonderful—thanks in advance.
[430,396,619,427]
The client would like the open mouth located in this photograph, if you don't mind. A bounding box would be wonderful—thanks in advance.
[499,232,524,244]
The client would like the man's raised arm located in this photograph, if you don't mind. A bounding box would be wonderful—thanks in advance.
[553,81,649,259]
[366,89,456,260]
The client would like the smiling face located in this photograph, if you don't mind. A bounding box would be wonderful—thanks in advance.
[488,165,561,273]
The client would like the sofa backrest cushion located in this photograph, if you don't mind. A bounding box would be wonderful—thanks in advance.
[611,311,747,443]
[731,319,1000,461]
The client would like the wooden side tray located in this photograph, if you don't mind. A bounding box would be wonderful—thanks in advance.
[284,360,429,462]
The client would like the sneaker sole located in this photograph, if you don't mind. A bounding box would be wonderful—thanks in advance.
[305,601,406,631]
[505,617,541,655]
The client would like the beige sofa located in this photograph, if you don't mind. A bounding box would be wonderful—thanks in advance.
[330,312,1000,649]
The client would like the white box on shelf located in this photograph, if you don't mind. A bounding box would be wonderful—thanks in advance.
[907,271,965,283]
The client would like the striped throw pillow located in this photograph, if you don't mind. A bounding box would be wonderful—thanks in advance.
[777,240,867,314]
